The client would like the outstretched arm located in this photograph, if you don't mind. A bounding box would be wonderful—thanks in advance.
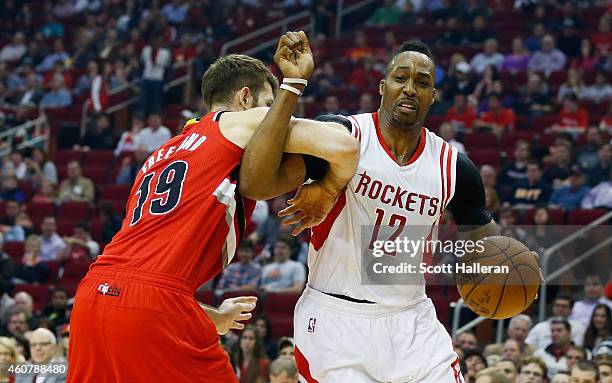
[238,31,358,202]
[239,31,312,200]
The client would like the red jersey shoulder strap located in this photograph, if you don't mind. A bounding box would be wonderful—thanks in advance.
[180,111,228,135]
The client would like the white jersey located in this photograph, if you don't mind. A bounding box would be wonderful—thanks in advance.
[308,112,458,306]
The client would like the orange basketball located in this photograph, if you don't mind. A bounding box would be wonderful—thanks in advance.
[456,236,540,319]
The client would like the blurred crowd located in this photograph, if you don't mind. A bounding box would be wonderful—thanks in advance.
[0,0,610,382]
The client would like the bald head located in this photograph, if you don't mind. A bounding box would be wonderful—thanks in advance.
[29,328,56,364]
[542,34,556,52]
[14,292,33,315]
[507,314,532,342]
[269,357,298,383]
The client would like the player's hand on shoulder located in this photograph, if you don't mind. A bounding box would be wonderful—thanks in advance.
[214,296,258,335]
[274,31,314,81]
[278,180,339,236]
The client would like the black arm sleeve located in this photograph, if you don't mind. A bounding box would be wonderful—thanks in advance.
[446,152,492,230]
[302,114,354,181]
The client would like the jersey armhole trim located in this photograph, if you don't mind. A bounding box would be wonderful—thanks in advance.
[347,115,362,142]
[213,110,227,121]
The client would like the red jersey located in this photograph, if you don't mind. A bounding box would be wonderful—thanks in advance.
[480,108,516,129]
[93,111,255,288]
[444,106,477,130]
[557,108,589,131]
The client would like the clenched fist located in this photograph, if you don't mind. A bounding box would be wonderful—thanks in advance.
[274,31,314,80]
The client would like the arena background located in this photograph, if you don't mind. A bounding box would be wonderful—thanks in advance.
[0,0,610,382]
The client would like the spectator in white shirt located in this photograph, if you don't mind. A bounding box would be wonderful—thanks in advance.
[533,317,573,380]
[580,71,612,103]
[39,216,67,262]
[260,236,305,293]
[438,123,466,153]
[528,34,567,75]
[114,114,144,157]
[15,73,43,108]
[581,179,612,209]
[139,35,172,117]
[527,293,586,349]
[161,0,190,25]
[63,222,100,260]
[35,39,70,73]
[251,201,270,227]
[2,151,27,181]
[0,32,26,63]
[571,275,612,329]
[470,38,504,74]
[40,74,72,108]
[136,113,172,153]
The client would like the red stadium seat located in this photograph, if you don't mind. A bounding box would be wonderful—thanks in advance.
[56,220,75,237]
[21,181,35,201]
[429,293,450,328]
[303,102,319,118]
[112,201,127,217]
[58,201,92,222]
[90,218,104,242]
[82,166,110,185]
[3,241,24,264]
[501,132,534,153]
[538,133,556,149]
[464,133,498,151]
[263,292,301,318]
[163,104,188,119]
[548,70,567,89]
[12,284,51,313]
[43,260,61,283]
[25,202,55,223]
[468,150,501,168]
[269,317,294,340]
[59,259,93,297]
[514,115,529,131]
[195,290,216,306]
[424,116,445,133]
[531,116,557,133]
[85,150,114,167]
[524,207,565,225]
[55,150,83,166]
[567,209,609,225]
[101,185,132,202]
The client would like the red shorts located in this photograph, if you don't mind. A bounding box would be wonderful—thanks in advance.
[67,267,238,383]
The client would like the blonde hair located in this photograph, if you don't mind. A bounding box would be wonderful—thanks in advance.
[25,235,41,253]
[475,367,511,383]
[0,337,25,363]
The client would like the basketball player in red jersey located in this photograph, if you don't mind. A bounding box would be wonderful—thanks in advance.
[67,32,359,382]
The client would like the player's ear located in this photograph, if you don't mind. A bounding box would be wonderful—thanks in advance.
[379,79,385,96]
[237,87,252,110]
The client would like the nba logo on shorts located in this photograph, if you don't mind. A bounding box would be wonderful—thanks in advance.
[307,318,316,333]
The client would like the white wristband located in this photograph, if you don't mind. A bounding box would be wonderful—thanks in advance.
[283,77,308,86]
[280,83,302,96]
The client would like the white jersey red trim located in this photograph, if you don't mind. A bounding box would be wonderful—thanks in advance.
[308,112,458,306]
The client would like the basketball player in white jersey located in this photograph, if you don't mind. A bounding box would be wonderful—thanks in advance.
[283,41,498,383]
[243,40,507,382]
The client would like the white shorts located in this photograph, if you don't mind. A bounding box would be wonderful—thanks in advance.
[294,286,464,383]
